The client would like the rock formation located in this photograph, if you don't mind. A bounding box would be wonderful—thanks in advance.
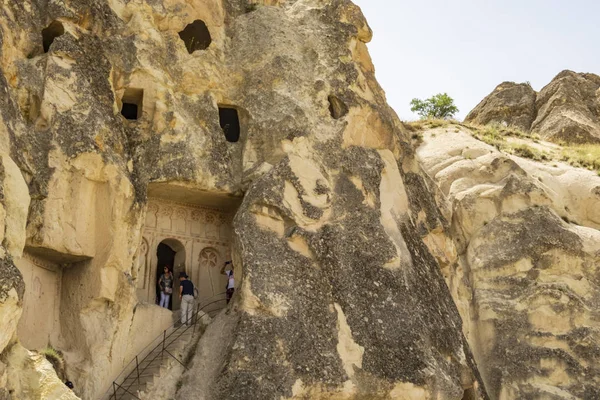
[1,1,598,400]
[465,82,537,132]
[466,70,600,143]
[0,0,486,399]
[417,125,600,399]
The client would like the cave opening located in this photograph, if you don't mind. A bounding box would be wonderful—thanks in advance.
[179,20,212,54]
[42,21,65,53]
[328,95,349,119]
[120,88,144,120]
[219,106,241,143]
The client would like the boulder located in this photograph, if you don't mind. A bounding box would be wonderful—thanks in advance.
[467,70,600,143]
[465,82,537,131]
[532,70,600,143]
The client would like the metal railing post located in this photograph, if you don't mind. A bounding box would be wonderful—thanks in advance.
[192,303,199,335]
[135,356,140,387]
[113,381,117,400]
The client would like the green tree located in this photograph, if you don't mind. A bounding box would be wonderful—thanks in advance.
[410,93,459,119]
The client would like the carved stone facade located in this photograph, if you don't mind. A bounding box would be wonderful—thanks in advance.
[135,199,233,311]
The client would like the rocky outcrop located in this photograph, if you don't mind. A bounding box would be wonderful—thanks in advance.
[465,82,537,131]
[1,0,487,399]
[417,125,600,399]
[2,0,597,399]
[466,70,600,143]
[532,70,600,144]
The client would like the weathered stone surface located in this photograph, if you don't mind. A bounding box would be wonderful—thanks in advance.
[0,0,489,399]
[465,82,537,131]
[417,126,600,399]
[532,70,600,143]
[3,343,79,400]
[4,0,597,399]
[467,70,600,143]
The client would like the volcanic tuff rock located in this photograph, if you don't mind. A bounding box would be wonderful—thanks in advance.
[464,82,537,132]
[0,0,486,399]
[1,0,598,399]
[466,70,600,143]
[417,125,600,400]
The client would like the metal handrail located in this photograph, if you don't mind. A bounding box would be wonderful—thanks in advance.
[105,293,227,400]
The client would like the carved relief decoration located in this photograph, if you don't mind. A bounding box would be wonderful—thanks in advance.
[199,248,219,268]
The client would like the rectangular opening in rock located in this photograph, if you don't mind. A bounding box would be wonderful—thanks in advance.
[218,106,240,143]
[121,88,144,120]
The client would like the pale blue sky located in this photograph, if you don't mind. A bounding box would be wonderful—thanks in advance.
[353,0,600,120]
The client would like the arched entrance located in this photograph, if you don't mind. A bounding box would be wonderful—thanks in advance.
[155,238,186,310]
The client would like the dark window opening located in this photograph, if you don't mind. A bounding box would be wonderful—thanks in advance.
[42,21,65,53]
[328,95,348,119]
[219,107,240,143]
[179,20,212,54]
[120,88,144,120]
[156,242,176,310]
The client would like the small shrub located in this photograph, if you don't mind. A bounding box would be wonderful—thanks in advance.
[41,346,66,380]
[509,144,544,161]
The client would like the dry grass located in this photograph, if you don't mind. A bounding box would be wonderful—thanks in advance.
[409,119,600,174]
[405,118,458,131]
[561,144,600,174]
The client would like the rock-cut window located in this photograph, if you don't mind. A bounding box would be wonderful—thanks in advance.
[179,20,212,54]
[42,21,65,53]
[121,88,144,120]
[219,107,240,143]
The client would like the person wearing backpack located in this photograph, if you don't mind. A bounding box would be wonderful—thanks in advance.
[179,272,195,325]
[157,266,173,308]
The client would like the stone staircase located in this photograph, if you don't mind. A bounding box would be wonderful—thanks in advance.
[106,323,199,400]
[104,294,228,400]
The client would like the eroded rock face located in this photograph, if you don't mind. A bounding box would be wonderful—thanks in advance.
[466,70,600,143]
[0,0,488,399]
[532,70,600,144]
[417,126,600,399]
[465,82,537,131]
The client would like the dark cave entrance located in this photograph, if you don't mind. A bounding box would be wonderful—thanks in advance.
[121,89,144,120]
[179,20,212,54]
[219,107,240,143]
[42,21,65,53]
[156,242,176,310]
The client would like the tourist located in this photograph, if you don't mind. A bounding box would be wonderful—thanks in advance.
[220,261,235,303]
[158,266,173,309]
[179,272,195,325]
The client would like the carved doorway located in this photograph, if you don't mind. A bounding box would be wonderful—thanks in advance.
[155,238,186,310]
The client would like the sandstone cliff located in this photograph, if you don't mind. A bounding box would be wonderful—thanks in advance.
[466,70,600,144]
[414,121,600,399]
[0,0,485,399]
[1,1,598,400]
